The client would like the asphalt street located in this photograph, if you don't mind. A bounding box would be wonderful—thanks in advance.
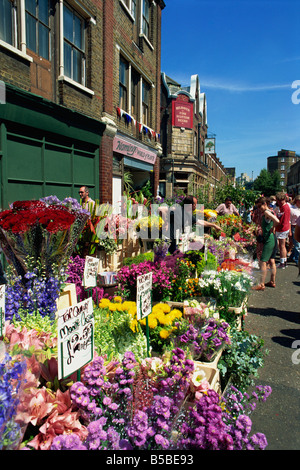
[245,259,300,450]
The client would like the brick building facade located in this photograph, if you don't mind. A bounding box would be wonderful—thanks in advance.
[0,0,165,208]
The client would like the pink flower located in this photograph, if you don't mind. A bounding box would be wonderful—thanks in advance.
[26,409,88,450]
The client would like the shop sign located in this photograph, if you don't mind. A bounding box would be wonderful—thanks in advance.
[113,136,157,165]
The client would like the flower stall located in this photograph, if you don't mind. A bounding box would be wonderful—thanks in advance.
[0,196,272,451]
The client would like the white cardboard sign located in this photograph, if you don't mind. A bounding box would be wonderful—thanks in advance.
[57,297,94,379]
[83,256,99,287]
[136,272,152,320]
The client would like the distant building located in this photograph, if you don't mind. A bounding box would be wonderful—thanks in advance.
[236,173,251,185]
[267,149,299,190]
[287,159,300,196]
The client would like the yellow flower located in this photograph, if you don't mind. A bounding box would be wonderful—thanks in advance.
[99,298,110,308]
[148,317,158,329]
[113,296,122,303]
[158,314,172,326]
[109,303,117,311]
[130,319,138,333]
[169,309,183,320]
[159,329,170,339]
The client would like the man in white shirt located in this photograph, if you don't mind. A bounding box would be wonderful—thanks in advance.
[215,197,239,216]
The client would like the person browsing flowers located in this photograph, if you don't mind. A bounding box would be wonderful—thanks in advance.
[252,197,280,291]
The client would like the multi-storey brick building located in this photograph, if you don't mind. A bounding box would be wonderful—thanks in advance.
[0,0,165,208]
[159,73,230,200]
[267,149,299,190]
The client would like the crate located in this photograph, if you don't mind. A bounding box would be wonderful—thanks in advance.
[56,283,77,310]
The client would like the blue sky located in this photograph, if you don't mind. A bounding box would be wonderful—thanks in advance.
[161,0,300,180]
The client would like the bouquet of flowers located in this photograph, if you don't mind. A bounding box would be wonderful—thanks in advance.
[0,196,89,279]
[198,270,254,308]
[116,260,173,301]
[0,347,27,450]
[173,317,231,361]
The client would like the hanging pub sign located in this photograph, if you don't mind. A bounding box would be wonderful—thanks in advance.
[136,272,152,321]
[172,96,193,129]
[57,297,94,380]
[82,256,100,288]
[205,138,216,154]
[0,285,5,337]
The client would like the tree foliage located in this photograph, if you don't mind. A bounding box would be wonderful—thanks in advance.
[253,169,281,196]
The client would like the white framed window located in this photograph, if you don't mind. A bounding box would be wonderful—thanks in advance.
[119,56,128,110]
[121,0,136,18]
[118,53,152,126]
[142,78,150,126]
[25,0,50,59]
[58,0,95,94]
[0,0,17,46]
[0,0,32,62]
[142,0,150,37]
[63,3,85,84]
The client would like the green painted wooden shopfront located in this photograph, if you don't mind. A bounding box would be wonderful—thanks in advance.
[0,84,105,209]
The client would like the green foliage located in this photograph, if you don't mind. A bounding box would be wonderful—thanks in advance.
[185,250,218,276]
[93,306,147,361]
[218,327,268,391]
[209,182,259,211]
[123,252,154,266]
[253,169,281,196]
[12,310,57,337]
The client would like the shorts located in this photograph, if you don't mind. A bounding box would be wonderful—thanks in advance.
[275,230,289,240]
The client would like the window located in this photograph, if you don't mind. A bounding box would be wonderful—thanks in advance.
[25,0,50,59]
[119,55,152,127]
[142,0,150,37]
[0,0,17,46]
[63,3,85,84]
[281,165,285,170]
[131,68,139,117]
[281,173,285,178]
[119,57,128,111]
[123,0,136,18]
[142,79,150,125]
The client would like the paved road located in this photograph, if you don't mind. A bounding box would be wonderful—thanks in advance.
[245,260,300,450]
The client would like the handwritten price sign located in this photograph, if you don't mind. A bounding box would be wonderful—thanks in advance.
[83,256,100,288]
[136,272,152,321]
[57,297,94,380]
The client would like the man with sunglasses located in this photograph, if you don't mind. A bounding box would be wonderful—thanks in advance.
[79,186,95,211]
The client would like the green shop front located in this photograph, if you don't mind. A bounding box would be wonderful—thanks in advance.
[0,84,105,209]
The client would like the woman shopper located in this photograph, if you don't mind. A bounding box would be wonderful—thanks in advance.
[252,197,280,291]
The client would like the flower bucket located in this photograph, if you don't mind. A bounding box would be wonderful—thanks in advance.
[227,299,247,314]
[193,363,221,395]
[166,300,185,310]
[194,346,224,369]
